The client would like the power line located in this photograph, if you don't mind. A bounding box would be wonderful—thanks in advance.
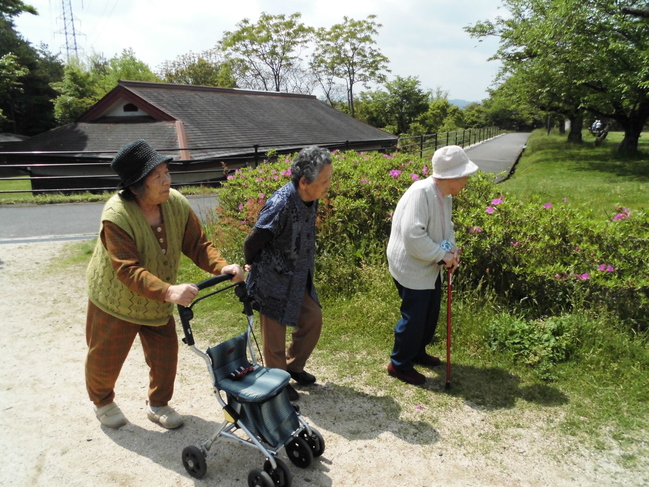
[58,0,80,61]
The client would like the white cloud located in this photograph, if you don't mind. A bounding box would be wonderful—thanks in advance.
[13,0,505,101]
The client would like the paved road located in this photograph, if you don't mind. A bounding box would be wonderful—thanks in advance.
[466,132,530,180]
[0,133,529,243]
[0,195,218,243]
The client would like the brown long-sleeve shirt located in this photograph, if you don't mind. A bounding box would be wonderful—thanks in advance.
[100,208,227,302]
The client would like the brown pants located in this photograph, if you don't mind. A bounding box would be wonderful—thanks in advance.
[85,300,178,408]
[260,293,322,373]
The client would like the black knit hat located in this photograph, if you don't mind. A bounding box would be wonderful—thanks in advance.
[111,140,173,189]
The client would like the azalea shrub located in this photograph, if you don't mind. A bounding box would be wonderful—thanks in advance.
[210,150,648,331]
[454,185,649,331]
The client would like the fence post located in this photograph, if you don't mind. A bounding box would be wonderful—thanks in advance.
[434,133,438,152]
[253,145,259,168]
[446,131,449,147]
[419,135,424,159]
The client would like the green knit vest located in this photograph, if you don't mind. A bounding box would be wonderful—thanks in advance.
[86,188,190,326]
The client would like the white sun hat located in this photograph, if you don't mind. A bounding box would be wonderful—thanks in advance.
[431,145,479,179]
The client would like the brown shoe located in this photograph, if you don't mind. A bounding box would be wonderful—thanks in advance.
[413,353,442,367]
[387,362,425,385]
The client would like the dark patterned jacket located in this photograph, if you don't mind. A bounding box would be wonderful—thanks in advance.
[245,182,320,327]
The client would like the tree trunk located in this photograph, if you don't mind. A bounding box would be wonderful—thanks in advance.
[616,101,649,155]
[567,113,583,144]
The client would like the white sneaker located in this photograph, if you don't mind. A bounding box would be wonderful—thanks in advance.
[147,405,184,429]
[95,402,127,429]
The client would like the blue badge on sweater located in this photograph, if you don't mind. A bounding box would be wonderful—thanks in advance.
[441,240,452,252]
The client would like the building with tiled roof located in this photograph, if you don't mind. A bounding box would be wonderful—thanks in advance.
[3,80,397,192]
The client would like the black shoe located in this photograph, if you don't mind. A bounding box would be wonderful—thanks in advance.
[288,370,316,385]
[286,384,300,401]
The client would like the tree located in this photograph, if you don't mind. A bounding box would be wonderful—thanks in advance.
[51,50,159,124]
[311,15,390,118]
[157,49,237,87]
[463,102,488,128]
[219,12,313,92]
[0,4,64,135]
[0,0,37,17]
[356,76,428,134]
[467,0,649,154]
[0,53,28,123]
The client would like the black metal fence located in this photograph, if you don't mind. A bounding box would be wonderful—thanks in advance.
[0,127,503,196]
[398,127,504,159]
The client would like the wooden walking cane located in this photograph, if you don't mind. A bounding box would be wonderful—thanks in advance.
[445,268,453,390]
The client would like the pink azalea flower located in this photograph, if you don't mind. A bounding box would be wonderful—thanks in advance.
[422,165,428,175]
[576,273,590,280]
[360,179,369,184]
[606,265,615,272]
[562,198,567,202]
[389,170,401,178]
[238,204,243,211]
[491,198,503,205]
[511,241,520,247]
[543,203,552,209]
[281,169,291,176]
[486,206,495,214]
[411,173,419,180]
[227,175,234,180]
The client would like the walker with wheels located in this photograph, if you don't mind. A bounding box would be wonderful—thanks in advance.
[177,274,325,487]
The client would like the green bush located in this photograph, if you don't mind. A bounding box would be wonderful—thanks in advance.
[454,184,649,330]
[487,313,583,380]
[210,150,649,330]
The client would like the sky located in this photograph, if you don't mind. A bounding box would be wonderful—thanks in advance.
[13,0,507,102]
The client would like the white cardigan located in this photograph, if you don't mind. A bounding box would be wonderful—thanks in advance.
[387,177,455,290]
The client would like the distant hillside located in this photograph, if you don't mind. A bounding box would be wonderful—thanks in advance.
[449,99,478,109]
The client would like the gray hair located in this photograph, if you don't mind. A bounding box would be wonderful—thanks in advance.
[290,146,332,187]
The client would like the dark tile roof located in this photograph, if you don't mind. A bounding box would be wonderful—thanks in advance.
[7,81,397,163]
[119,81,397,159]
[10,121,180,159]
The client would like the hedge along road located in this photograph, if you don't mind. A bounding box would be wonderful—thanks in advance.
[0,133,529,243]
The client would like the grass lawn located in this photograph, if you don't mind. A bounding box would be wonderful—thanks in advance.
[500,130,649,218]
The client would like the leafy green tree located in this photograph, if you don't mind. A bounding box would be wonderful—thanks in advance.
[467,0,649,154]
[51,50,159,124]
[0,0,37,17]
[219,12,313,92]
[51,57,104,124]
[0,52,28,123]
[463,102,487,128]
[311,15,390,118]
[157,49,237,87]
[0,4,64,135]
[356,76,429,134]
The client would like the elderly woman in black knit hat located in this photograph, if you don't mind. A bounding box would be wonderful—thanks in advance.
[85,139,244,429]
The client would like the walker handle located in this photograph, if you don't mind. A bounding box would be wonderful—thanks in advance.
[196,272,234,290]
[178,273,235,346]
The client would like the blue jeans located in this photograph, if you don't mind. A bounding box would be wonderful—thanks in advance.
[390,277,442,371]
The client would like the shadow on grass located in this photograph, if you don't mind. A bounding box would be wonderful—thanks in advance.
[575,157,649,181]
[421,363,569,410]
[297,382,440,446]
[104,414,334,486]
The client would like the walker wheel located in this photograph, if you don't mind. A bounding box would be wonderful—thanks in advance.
[263,457,293,487]
[299,428,325,457]
[248,468,274,487]
[181,445,207,479]
[285,436,313,468]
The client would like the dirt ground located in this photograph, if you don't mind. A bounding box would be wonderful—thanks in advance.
[0,241,646,487]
